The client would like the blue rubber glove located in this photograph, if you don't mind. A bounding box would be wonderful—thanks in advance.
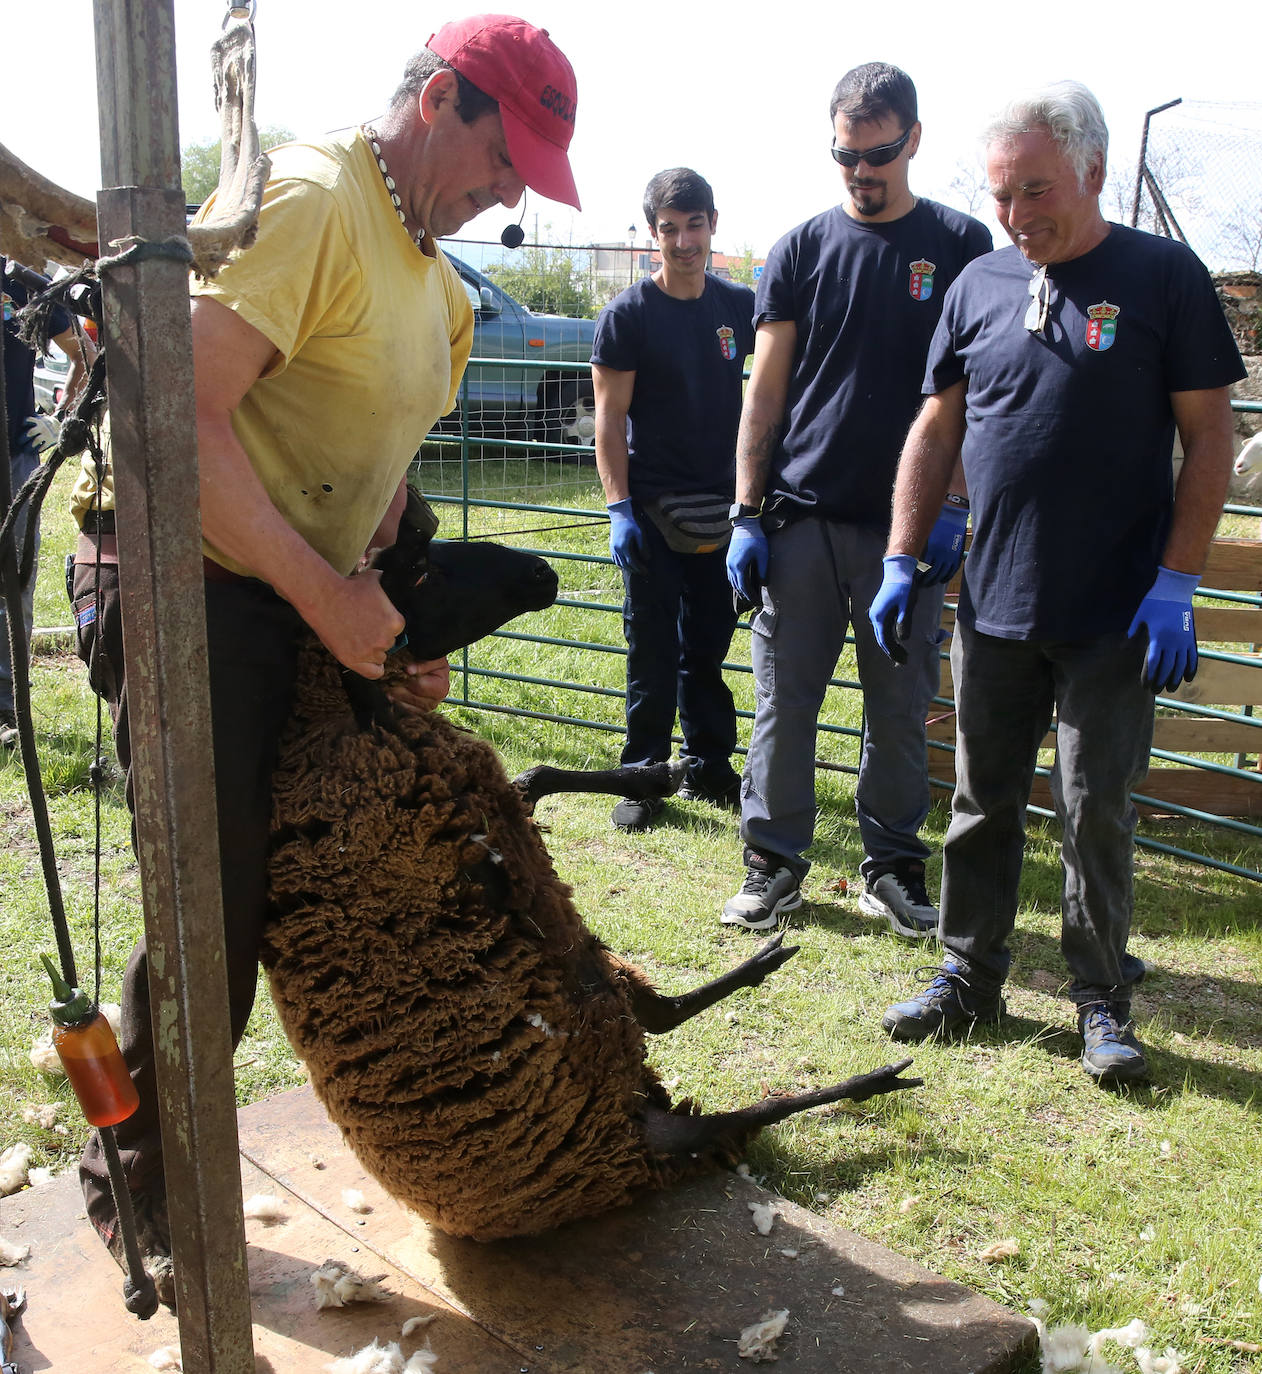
[726,516,768,606]
[869,555,920,664]
[920,499,969,585]
[1127,566,1200,693]
[607,499,647,574]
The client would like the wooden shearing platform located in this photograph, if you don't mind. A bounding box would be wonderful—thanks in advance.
[1,1086,1036,1371]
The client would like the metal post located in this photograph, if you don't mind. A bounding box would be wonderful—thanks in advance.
[1130,98,1182,230]
[91,0,253,1368]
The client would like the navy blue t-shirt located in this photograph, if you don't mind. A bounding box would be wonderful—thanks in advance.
[591,273,755,501]
[755,198,992,528]
[925,225,1246,641]
[4,273,71,456]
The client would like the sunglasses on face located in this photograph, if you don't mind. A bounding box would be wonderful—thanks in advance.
[830,126,912,169]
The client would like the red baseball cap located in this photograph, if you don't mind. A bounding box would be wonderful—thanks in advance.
[427,14,580,210]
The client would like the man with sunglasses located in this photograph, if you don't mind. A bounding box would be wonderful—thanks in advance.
[723,63,991,936]
[874,82,1243,1084]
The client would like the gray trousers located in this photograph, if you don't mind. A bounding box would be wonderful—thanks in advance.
[741,517,944,879]
[941,620,1153,1004]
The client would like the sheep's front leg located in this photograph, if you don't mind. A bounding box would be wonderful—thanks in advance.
[513,757,687,812]
[625,934,798,1033]
[639,1059,922,1157]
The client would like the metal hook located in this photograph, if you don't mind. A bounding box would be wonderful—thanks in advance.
[223,0,256,28]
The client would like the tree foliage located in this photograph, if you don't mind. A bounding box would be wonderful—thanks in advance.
[484,245,596,318]
[724,245,758,287]
[181,126,296,207]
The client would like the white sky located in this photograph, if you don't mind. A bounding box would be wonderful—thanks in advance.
[6,0,1259,262]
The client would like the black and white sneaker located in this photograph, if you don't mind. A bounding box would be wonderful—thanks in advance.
[858,860,939,939]
[721,854,803,931]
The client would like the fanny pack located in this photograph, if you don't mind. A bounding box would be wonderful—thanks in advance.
[643,491,732,554]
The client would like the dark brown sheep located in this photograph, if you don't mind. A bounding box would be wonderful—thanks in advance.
[261,520,918,1241]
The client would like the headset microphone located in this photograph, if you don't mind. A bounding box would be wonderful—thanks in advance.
[501,192,528,249]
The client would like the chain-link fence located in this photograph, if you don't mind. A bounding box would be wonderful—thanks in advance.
[1118,99,1262,271]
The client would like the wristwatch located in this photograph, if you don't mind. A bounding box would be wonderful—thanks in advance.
[729,502,761,523]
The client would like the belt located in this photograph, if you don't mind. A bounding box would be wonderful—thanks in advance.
[75,532,256,586]
[80,509,116,534]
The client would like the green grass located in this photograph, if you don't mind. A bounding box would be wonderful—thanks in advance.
[3,456,1262,1371]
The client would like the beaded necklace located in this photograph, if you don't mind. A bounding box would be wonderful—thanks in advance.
[363,126,424,243]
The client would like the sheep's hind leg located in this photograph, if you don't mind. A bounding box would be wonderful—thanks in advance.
[627,933,799,1033]
[640,1059,922,1157]
[513,757,688,811]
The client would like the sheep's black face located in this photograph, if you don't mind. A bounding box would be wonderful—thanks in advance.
[377,526,559,660]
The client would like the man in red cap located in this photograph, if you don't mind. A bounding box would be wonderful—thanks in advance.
[75,14,579,1306]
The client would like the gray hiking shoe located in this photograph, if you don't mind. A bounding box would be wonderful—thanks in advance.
[882,964,1005,1042]
[721,855,803,931]
[1078,1002,1148,1085]
[858,860,939,939]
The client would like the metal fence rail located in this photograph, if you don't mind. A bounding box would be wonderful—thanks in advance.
[423,360,1262,881]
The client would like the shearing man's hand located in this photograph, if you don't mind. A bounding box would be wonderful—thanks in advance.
[1127,566,1200,693]
[869,555,920,664]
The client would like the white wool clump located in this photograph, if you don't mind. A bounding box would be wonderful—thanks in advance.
[0,1144,33,1196]
[524,1012,555,1038]
[21,1104,61,1130]
[830,1285,845,1298]
[1138,1225,1156,1242]
[148,1347,183,1370]
[779,1248,798,1260]
[242,1193,288,1223]
[401,1314,435,1338]
[342,1189,372,1213]
[27,1167,54,1188]
[737,1308,790,1363]
[311,1258,390,1309]
[28,1034,62,1076]
[735,1163,752,1178]
[897,1195,921,1213]
[978,1237,1021,1263]
[1029,1306,1184,1374]
[0,1233,31,1266]
[325,1339,437,1374]
[100,1002,122,1036]
[309,1153,326,1169]
[747,1200,779,1235]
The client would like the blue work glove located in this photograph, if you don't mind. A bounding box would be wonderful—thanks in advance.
[920,498,969,585]
[1127,565,1200,693]
[726,516,768,607]
[607,499,647,574]
[869,555,920,664]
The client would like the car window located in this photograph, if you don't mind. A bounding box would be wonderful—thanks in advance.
[460,277,482,314]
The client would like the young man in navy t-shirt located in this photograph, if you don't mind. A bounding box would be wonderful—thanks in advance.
[872,82,1244,1084]
[722,64,992,932]
[593,168,755,831]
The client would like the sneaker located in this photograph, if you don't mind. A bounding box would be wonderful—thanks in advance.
[858,860,939,939]
[98,1187,176,1310]
[721,854,803,931]
[1078,1002,1148,1084]
[0,710,17,750]
[611,796,664,831]
[882,964,1005,1042]
[677,771,741,812]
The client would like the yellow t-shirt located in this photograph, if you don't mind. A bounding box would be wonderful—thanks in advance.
[189,127,473,575]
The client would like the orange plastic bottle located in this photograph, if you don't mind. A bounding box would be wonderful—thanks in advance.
[40,954,139,1128]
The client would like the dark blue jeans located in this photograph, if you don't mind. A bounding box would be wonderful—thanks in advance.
[620,517,738,788]
[941,621,1153,1004]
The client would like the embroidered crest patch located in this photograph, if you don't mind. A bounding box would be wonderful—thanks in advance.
[716,325,737,361]
[909,260,936,302]
[1086,301,1120,352]
[76,603,97,629]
